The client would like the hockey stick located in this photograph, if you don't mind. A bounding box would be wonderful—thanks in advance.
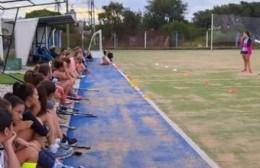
[67,96,89,101]
[73,88,100,92]
[60,124,76,130]
[59,105,79,111]
[57,111,97,117]
[71,145,91,150]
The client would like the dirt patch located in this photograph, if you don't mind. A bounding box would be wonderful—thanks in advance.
[244,153,260,165]
[237,72,260,77]
[200,137,221,149]
[218,153,237,162]
[186,124,207,134]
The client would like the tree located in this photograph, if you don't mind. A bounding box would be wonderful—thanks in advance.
[192,1,260,28]
[25,9,61,18]
[162,21,189,39]
[98,2,124,35]
[98,2,142,37]
[192,10,212,28]
[162,22,206,41]
[143,0,187,29]
[25,9,67,31]
[25,9,81,48]
[122,9,142,35]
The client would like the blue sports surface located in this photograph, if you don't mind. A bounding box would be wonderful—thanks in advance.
[64,59,213,168]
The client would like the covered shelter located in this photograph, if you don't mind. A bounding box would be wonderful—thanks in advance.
[0,0,69,68]
[2,14,75,66]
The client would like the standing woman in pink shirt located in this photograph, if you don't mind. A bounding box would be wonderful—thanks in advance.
[240,31,253,73]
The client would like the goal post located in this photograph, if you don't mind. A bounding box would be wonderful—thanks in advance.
[88,30,103,58]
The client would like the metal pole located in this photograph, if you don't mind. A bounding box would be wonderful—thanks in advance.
[45,26,48,47]
[211,13,214,50]
[52,29,56,47]
[144,31,147,49]
[113,32,116,49]
[206,30,209,48]
[235,32,239,48]
[176,31,178,48]
[66,0,70,49]
[81,31,84,50]
[99,30,103,51]
[3,7,19,72]
[0,18,4,60]
[59,30,62,48]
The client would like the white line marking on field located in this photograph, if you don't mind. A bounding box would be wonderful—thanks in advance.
[139,85,260,88]
[135,78,260,82]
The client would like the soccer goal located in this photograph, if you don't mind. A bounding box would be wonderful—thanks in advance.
[88,30,103,58]
[211,14,260,49]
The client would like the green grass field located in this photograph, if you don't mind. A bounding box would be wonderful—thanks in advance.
[0,73,24,84]
[114,50,260,168]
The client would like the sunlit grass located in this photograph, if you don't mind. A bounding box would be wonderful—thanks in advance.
[0,73,24,84]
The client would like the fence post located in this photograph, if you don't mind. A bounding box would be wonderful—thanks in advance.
[45,26,48,48]
[235,32,239,48]
[175,31,178,48]
[59,30,62,48]
[206,30,209,48]
[211,13,214,50]
[81,31,84,50]
[113,32,117,49]
[0,18,4,60]
[144,30,147,49]
[52,28,56,47]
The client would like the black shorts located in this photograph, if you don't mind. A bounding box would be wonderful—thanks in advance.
[241,51,248,54]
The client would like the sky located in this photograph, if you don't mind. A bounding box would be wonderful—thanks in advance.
[0,0,258,21]
[93,0,258,20]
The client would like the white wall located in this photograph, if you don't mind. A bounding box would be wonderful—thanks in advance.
[15,18,38,66]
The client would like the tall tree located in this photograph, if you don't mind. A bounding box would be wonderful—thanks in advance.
[98,2,142,37]
[98,2,124,35]
[192,1,260,28]
[143,0,187,29]
[25,9,61,18]
[122,9,142,34]
[25,9,68,31]
[192,10,212,28]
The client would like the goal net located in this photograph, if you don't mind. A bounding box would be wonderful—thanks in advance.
[212,14,260,49]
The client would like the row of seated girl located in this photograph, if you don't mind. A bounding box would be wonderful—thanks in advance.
[36,47,89,105]
[0,47,90,168]
[0,82,75,168]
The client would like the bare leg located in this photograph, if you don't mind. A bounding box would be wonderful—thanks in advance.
[58,80,74,104]
[52,110,63,139]
[42,113,57,146]
[241,54,247,72]
[46,110,63,140]
[245,55,252,73]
